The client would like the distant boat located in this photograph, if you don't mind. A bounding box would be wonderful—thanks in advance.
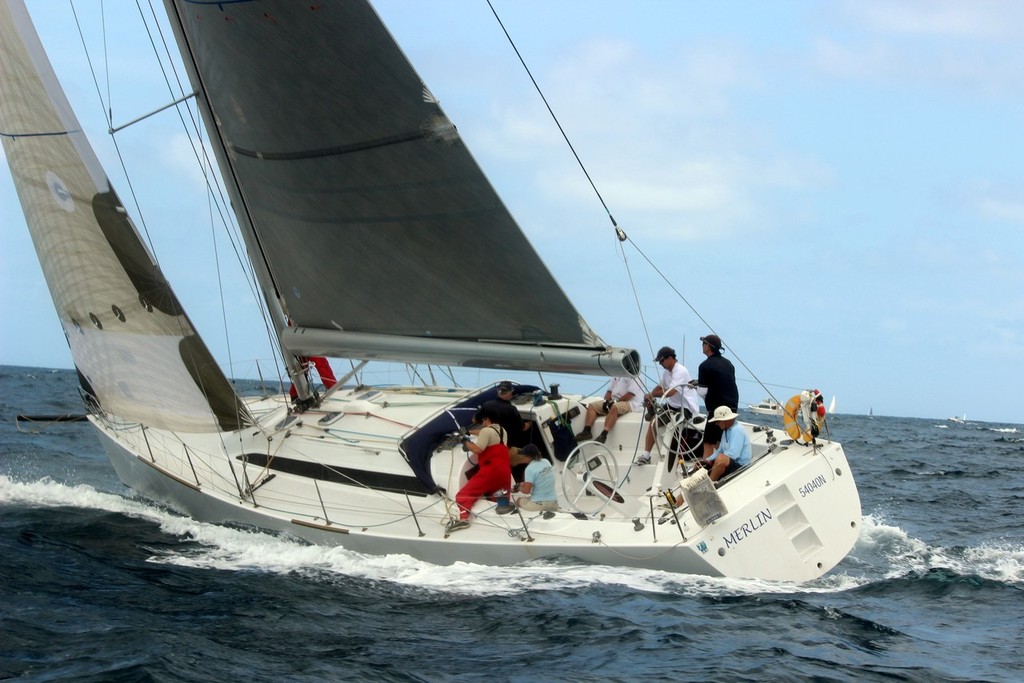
[948,414,967,424]
[747,398,783,416]
[828,396,836,415]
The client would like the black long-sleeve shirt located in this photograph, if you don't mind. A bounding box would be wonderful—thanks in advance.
[698,353,739,412]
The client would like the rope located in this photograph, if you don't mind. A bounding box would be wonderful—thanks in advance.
[486,0,617,228]
[485,2,659,357]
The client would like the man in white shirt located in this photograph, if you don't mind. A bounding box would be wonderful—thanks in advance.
[635,346,698,465]
[574,375,644,444]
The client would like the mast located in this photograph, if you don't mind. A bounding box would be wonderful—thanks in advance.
[160,0,313,403]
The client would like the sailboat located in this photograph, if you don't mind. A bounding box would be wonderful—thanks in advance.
[747,398,784,416]
[0,0,861,581]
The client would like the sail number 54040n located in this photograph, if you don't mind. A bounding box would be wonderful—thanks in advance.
[799,474,827,497]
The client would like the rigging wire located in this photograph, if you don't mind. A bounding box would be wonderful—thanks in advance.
[69,0,157,256]
[101,0,110,127]
[486,2,775,397]
[71,1,245,426]
[67,3,177,285]
[128,1,234,378]
[616,238,654,367]
[485,1,657,360]
[72,0,287,390]
[134,0,264,425]
[67,1,289,425]
[143,0,292,394]
[485,0,618,231]
[137,0,285,387]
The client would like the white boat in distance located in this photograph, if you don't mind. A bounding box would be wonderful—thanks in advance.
[748,398,784,416]
[0,0,861,581]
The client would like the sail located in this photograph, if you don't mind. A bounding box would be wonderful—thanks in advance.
[0,0,249,432]
[163,0,638,375]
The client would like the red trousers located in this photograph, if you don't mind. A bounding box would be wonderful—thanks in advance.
[309,356,336,388]
[455,444,511,519]
[289,356,336,398]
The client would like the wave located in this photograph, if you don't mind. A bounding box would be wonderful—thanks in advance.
[0,474,158,518]
[3,476,1020,598]
[935,424,1022,433]
[850,514,1023,585]
[1,474,770,595]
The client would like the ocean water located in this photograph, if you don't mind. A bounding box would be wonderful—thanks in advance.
[1,366,1021,682]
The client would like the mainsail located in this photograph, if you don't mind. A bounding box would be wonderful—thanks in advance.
[0,0,249,432]
[163,0,638,375]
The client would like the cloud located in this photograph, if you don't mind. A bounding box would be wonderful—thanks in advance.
[978,198,1024,224]
[839,0,1024,39]
[813,3,1024,96]
[811,35,1024,97]
[550,37,751,120]
[473,36,836,242]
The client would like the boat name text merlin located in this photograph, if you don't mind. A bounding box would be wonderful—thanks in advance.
[722,508,773,549]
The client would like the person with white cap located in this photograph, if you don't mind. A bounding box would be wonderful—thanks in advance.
[635,346,699,465]
[698,405,751,481]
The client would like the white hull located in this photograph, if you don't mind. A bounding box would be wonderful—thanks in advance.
[747,399,784,417]
[747,407,782,416]
[90,385,861,581]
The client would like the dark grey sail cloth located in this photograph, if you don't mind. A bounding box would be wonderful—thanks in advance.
[164,0,637,375]
[0,0,249,433]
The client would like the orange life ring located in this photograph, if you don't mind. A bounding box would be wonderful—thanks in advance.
[782,390,823,443]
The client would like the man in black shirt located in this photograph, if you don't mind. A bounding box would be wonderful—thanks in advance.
[694,334,739,459]
[479,381,532,449]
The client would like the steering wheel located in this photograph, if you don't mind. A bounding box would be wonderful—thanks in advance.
[670,416,705,468]
[559,441,623,515]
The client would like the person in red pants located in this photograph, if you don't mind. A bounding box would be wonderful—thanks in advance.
[447,410,511,533]
[286,315,337,401]
[288,355,337,399]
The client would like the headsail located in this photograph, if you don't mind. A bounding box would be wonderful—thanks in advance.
[0,0,249,432]
[163,0,638,376]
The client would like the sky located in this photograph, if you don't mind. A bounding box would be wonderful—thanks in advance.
[2,0,1023,424]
